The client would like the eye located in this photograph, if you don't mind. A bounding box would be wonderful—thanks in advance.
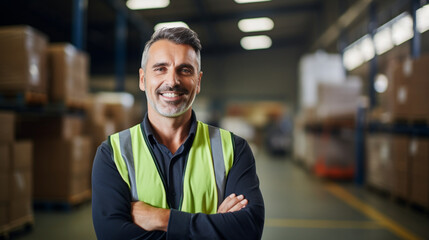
[154,67,166,72]
[180,68,193,75]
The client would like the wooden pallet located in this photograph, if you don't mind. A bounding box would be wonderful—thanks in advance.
[366,184,429,215]
[0,91,47,107]
[392,118,429,126]
[365,183,392,199]
[0,215,34,239]
[33,189,92,211]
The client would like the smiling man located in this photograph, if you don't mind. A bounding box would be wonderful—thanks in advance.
[92,27,265,240]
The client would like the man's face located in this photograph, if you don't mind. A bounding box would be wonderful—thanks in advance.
[139,39,202,118]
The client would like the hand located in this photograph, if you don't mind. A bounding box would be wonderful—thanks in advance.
[131,201,170,232]
[217,193,248,213]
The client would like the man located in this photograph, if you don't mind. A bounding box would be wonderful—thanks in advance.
[92,27,265,239]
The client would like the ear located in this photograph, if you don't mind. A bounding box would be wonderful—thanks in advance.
[196,71,203,94]
[139,68,145,91]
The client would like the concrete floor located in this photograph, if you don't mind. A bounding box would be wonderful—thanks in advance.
[9,150,429,240]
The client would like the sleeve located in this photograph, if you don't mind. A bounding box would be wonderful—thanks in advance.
[166,135,265,240]
[91,141,166,240]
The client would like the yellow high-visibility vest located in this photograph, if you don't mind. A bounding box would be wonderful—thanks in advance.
[109,121,234,214]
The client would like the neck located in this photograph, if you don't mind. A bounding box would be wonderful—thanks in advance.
[147,109,193,154]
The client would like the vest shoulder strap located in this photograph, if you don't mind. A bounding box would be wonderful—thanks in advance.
[206,123,234,207]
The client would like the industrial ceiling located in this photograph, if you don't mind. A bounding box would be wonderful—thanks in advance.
[1,0,423,76]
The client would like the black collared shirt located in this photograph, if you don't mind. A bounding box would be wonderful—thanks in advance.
[92,111,265,240]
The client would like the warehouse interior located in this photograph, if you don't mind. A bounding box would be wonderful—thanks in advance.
[1,0,429,239]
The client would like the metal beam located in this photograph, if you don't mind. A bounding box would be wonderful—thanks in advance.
[104,0,153,40]
[411,0,421,59]
[311,0,373,51]
[368,2,377,109]
[72,0,87,50]
[192,0,219,46]
[115,12,127,92]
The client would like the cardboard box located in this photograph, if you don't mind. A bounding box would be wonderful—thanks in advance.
[104,103,132,132]
[366,134,394,192]
[10,169,32,200]
[11,141,32,169]
[316,79,361,120]
[0,203,7,226]
[34,136,91,175]
[9,199,32,223]
[408,55,429,119]
[34,171,90,200]
[0,144,10,172]
[0,173,8,201]
[0,141,31,171]
[0,112,15,143]
[0,25,48,94]
[391,136,410,198]
[70,172,90,196]
[16,114,84,140]
[33,136,91,200]
[48,43,89,104]
[380,55,429,121]
[410,174,429,208]
[410,138,429,207]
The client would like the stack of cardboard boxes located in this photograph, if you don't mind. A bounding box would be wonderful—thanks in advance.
[375,54,429,123]
[0,112,33,231]
[366,134,429,208]
[48,43,89,107]
[0,26,48,96]
[0,25,96,207]
[293,78,361,179]
[16,114,93,203]
[365,54,429,209]
[316,78,362,120]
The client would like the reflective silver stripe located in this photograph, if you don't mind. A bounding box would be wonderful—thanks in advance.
[208,125,226,207]
[119,129,139,201]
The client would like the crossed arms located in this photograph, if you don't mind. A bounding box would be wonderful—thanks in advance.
[131,193,248,232]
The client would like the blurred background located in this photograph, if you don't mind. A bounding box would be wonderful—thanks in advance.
[1,0,429,239]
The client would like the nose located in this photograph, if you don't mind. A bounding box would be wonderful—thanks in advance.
[165,70,180,86]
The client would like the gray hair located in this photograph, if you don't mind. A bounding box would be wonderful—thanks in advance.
[141,27,202,72]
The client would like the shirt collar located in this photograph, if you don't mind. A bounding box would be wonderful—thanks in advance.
[142,110,198,147]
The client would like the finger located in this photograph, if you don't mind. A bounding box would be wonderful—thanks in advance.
[218,194,238,213]
[228,199,248,213]
[218,194,244,213]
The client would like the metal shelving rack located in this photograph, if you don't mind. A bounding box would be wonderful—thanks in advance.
[353,0,429,186]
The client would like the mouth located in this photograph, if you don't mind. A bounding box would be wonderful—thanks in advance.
[159,91,187,102]
[157,86,188,100]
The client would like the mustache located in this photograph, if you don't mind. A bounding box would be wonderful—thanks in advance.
[156,85,189,94]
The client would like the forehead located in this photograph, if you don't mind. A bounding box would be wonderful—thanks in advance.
[148,39,198,65]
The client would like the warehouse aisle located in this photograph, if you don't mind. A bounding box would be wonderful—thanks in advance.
[258,152,429,240]
[10,151,429,240]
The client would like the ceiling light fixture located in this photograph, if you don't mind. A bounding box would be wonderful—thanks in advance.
[343,44,364,71]
[417,4,429,33]
[238,17,274,32]
[374,27,393,55]
[391,13,413,46]
[240,35,272,50]
[234,0,271,3]
[154,21,189,31]
[358,35,375,61]
[126,0,170,10]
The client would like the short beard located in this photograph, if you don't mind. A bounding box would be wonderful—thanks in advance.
[145,78,196,118]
